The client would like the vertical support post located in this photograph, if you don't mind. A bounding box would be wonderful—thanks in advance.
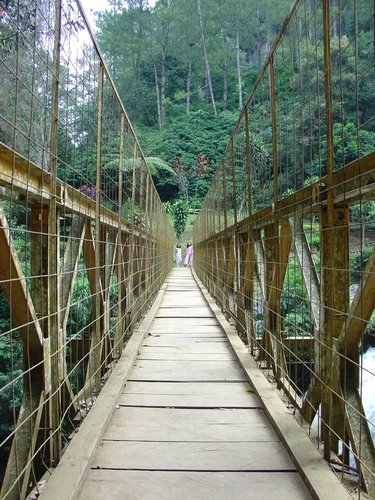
[244,108,255,349]
[270,58,279,208]
[127,142,138,333]
[116,113,125,357]
[268,56,283,386]
[261,223,278,370]
[144,174,150,303]
[231,139,238,228]
[245,108,252,219]
[31,208,50,336]
[321,0,336,462]
[320,207,349,457]
[222,163,228,230]
[94,63,104,394]
[48,0,62,466]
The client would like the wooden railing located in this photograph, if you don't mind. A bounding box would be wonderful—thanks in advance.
[193,0,375,496]
[0,1,173,498]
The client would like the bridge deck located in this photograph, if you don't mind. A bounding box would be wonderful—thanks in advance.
[77,268,311,499]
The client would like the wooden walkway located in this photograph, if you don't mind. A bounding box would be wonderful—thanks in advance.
[77,268,311,499]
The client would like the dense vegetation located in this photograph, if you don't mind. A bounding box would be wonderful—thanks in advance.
[94,0,295,205]
[91,0,375,208]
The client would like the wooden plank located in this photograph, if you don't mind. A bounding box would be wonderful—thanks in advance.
[160,300,208,306]
[194,270,353,500]
[147,332,224,338]
[143,338,229,349]
[151,319,219,327]
[121,381,260,408]
[39,285,168,500]
[104,407,278,442]
[136,351,234,361]
[156,307,213,317]
[80,470,311,500]
[93,440,296,471]
[130,359,247,381]
[60,215,85,330]
[150,322,221,330]
[337,245,375,358]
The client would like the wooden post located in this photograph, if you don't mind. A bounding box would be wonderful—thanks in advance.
[321,0,341,462]
[320,207,349,457]
[93,63,104,394]
[116,113,125,357]
[48,0,62,466]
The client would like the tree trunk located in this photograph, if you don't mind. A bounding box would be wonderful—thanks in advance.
[135,0,144,80]
[223,65,228,111]
[204,67,209,103]
[332,0,338,37]
[161,47,166,126]
[154,64,162,129]
[197,0,217,116]
[236,23,243,109]
[256,0,262,69]
[186,44,193,114]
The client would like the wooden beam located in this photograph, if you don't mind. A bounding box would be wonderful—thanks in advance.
[0,205,43,359]
[20,391,46,500]
[83,222,104,301]
[344,388,375,496]
[289,216,320,331]
[60,215,86,332]
[319,206,349,458]
[0,386,43,499]
[337,246,375,360]
[201,152,375,245]
[271,219,292,387]
[0,142,138,237]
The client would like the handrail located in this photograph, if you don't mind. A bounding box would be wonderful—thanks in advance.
[193,0,375,496]
[0,1,173,497]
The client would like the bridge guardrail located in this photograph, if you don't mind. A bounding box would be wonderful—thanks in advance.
[193,0,375,496]
[0,1,173,497]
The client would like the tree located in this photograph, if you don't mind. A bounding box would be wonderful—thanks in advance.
[196,0,217,116]
[173,199,189,238]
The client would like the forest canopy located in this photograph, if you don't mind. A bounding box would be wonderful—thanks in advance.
[93,0,294,204]
[91,0,374,207]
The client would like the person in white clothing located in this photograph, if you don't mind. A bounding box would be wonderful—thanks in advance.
[175,243,182,267]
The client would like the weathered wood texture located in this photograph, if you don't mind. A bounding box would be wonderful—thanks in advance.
[76,268,312,499]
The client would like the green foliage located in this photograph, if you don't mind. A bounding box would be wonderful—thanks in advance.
[350,246,374,285]
[173,199,189,239]
[305,122,375,179]
[95,0,292,127]
[350,201,375,228]
[163,201,174,215]
[283,311,313,337]
[0,368,23,459]
[0,290,23,460]
[66,269,92,337]
[139,110,238,204]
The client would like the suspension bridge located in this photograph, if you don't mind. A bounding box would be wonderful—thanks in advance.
[0,0,374,499]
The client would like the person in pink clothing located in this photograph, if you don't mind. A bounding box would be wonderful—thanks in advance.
[185,242,194,266]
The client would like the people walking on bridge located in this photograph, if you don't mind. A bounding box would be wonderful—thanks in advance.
[185,241,194,266]
[175,242,182,267]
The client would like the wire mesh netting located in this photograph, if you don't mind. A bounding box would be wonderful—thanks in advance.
[0,0,173,497]
[194,0,375,495]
